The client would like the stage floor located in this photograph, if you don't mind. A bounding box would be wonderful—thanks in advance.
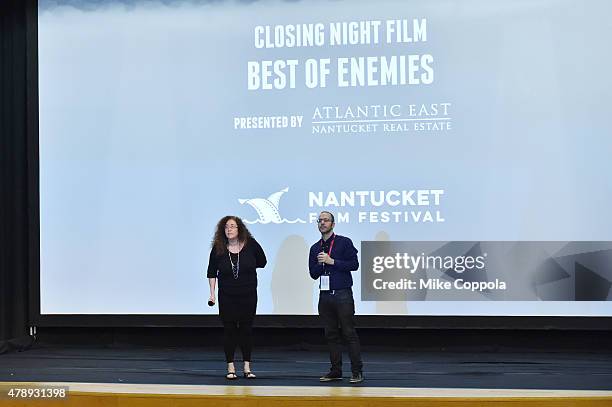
[1,345,611,390]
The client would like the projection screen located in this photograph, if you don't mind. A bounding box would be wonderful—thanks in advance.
[38,0,612,317]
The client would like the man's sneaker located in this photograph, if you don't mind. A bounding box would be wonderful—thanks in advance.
[319,371,343,382]
[349,372,364,383]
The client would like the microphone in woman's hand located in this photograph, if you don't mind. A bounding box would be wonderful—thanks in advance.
[208,300,215,306]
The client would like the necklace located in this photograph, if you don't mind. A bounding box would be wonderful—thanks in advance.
[228,242,240,279]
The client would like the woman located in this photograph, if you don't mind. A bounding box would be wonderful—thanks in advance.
[207,216,267,380]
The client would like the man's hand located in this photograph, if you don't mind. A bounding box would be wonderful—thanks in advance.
[317,252,335,265]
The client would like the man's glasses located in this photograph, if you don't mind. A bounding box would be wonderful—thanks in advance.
[317,218,332,224]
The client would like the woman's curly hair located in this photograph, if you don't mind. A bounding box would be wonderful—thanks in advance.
[211,215,253,255]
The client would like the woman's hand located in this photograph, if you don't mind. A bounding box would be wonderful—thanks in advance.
[208,277,217,305]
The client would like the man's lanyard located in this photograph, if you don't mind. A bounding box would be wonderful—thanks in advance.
[319,234,336,290]
[320,234,336,257]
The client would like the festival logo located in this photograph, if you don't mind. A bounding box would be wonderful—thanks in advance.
[239,187,306,224]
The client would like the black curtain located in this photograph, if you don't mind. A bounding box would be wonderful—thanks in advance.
[0,0,36,353]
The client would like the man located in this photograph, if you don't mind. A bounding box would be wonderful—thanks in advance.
[309,211,363,383]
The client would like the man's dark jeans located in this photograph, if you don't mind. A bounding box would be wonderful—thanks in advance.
[318,288,363,375]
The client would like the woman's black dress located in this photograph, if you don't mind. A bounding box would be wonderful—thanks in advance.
[207,238,267,322]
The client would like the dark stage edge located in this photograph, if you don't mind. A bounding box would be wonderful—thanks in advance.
[1,345,611,391]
